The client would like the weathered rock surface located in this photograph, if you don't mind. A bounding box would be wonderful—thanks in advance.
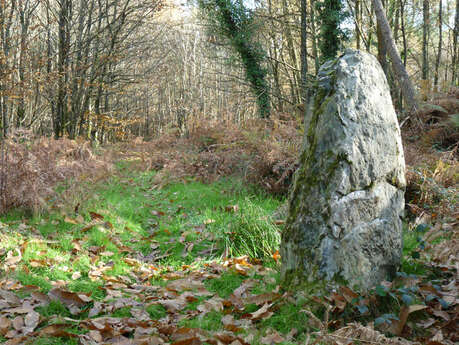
[280,49,406,291]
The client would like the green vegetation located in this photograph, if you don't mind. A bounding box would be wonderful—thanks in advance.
[198,0,270,118]
[316,0,348,62]
[0,163,455,344]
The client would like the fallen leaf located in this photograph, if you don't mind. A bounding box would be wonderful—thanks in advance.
[5,249,22,266]
[249,303,273,321]
[260,330,284,344]
[197,296,224,314]
[0,316,12,335]
[36,324,76,337]
[244,292,280,306]
[271,250,280,262]
[24,311,40,333]
[225,205,239,213]
[11,316,23,331]
[0,290,20,305]
[89,211,105,220]
[391,304,427,335]
[89,329,103,342]
[64,216,80,225]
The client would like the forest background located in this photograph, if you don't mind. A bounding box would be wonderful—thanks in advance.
[0,0,457,344]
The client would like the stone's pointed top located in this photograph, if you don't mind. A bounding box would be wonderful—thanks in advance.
[281,49,405,291]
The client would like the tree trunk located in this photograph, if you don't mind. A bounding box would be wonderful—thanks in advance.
[422,0,429,81]
[376,0,388,75]
[310,0,320,74]
[452,0,459,85]
[55,0,72,138]
[300,0,308,105]
[434,0,442,89]
[400,0,407,66]
[372,0,418,112]
[355,0,361,49]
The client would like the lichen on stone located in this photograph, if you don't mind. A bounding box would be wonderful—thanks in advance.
[280,49,406,291]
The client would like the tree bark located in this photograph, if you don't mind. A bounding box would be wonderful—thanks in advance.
[434,0,442,89]
[452,0,459,85]
[310,0,319,74]
[300,0,308,105]
[422,0,429,81]
[372,0,418,112]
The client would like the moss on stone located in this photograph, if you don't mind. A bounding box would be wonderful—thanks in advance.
[281,60,340,287]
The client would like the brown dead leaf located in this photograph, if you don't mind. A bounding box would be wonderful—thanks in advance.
[167,278,207,292]
[330,292,347,312]
[339,286,359,303]
[11,316,23,331]
[5,249,22,266]
[432,309,450,321]
[36,324,77,338]
[89,329,103,342]
[64,216,80,225]
[325,322,416,345]
[0,316,12,335]
[88,301,103,318]
[24,311,40,333]
[4,336,27,345]
[244,292,280,306]
[48,288,91,314]
[0,290,20,305]
[249,303,273,321]
[391,304,428,335]
[29,259,48,268]
[225,205,239,213]
[89,211,105,221]
[416,318,436,329]
[233,279,256,299]
[156,298,187,312]
[131,308,151,321]
[197,296,224,314]
[260,330,285,344]
[171,337,202,345]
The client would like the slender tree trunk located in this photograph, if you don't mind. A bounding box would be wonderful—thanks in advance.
[355,0,361,49]
[0,0,15,136]
[310,0,319,74]
[300,0,308,105]
[282,0,300,103]
[400,0,407,66]
[372,0,418,112]
[452,0,459,85]
[55,0,72,138]
[434,0,442,89]
[422,0,429,81]
[377,0,388,75]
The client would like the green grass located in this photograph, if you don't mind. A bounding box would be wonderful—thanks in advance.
[1,168,282,288]
[31,337,79,345]
[146,304,167,319]
[0,166,284,343]
[205,271,247,298]
[36,300,70,318]
[1,162,446,345]
[179,310,223,331]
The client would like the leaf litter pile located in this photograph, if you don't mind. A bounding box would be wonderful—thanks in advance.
[0,171,458,345]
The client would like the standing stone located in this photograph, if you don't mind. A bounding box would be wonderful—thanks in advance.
[281,49,406,291]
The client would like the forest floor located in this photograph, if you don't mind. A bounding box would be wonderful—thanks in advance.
[0,111,458,345]
[0,162,457,345]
